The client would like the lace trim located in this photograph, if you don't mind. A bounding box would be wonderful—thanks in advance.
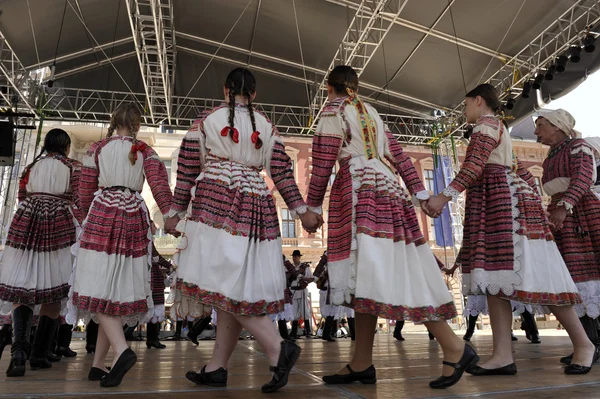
[557,200,574,214]
[412,190,430,207]
[573,280,600,318]
[290,205,308,219]
[442,186,460,200]
[308,206,323,215]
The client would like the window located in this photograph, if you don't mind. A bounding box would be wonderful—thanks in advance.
[424,169,435,192]
[281,208,296,238]
[328,164,337,186]
[534,177,544,196]
[428,216,436,242]
[163,160,172,184]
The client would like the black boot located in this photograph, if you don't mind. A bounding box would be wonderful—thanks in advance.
[290,320,299,339]
[6,306,32,377]
[124,324,137,341]
[45,319,61,363]
[393,320,405,341]
[146,322,166,349]
[303,318,311,337]
[86,321,98,354]
[188,317,211,345]
[30,315,59,370]
[277,320,290,340]
[521,310,540,344]
[55,324,77,357]
[0,323,12,361]
[322,317,336,342]
[463,315,478,341]
[173,320,183,340]
[347,317,356,341]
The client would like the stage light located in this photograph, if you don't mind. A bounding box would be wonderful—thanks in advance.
[505,97,516,110]
[521,81,532,99]
[533,74,545,90]
[545,64,556,81]
[583,35,596,53]
[569,46,582,63]
[556,55,568,72]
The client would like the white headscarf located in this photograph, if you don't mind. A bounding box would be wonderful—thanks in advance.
[536,108,582,139]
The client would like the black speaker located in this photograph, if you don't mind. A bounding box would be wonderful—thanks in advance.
[0,121,15,166]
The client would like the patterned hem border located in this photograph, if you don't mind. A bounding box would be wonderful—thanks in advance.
[352,298,457,321]
[176,279,283,316]
[72,292,149,316]
[495,289,582,306]
[0,284,69,305]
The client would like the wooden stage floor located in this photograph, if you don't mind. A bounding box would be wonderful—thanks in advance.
[1,331,600,398]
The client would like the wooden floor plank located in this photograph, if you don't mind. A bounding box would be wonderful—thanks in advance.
[1,332,600,398]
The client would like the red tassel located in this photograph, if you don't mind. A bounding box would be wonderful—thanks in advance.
[231,128,239,144]
[220,126,230,137]
[251,131,260,143]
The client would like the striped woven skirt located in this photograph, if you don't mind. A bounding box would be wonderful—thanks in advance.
[0,194,76,315]
[460,164,580,307]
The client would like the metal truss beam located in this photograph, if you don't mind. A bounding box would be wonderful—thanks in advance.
[126,0,177,124]
[445,0,600,138]
[0,31,40,113]
[25,37,134,72]
[39,86,434,143]
[307,0,408,132]
[325,0,527,67]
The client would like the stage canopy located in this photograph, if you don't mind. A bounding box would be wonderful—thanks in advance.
[0,0,598,142]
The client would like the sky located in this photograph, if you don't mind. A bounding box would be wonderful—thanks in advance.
[543,69,600,138]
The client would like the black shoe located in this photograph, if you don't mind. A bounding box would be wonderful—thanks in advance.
[429,344,480,389]
[462,334,472,342]
[564,346,600,375]
[188,317,211,345]
[561,353,573,365]
[100,348,137,387]
[261,340,302,393]
[47,351,62,363]
[88,366,111,381]
[395,335,405,341]
[530,336,541,344]
[511,334,518,341]
[146,340,166,349]
[55,346,78,357]
[85,344,96,354]
[186,365,228,387]
[466,362,517,376]
[322,364,376,385]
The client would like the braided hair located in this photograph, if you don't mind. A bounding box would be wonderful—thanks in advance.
[107,103,142,165]
[21,128,71,180]
[223,68,262,149]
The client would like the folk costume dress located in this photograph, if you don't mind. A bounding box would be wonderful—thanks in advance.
[170,103,307,318]
[68,136,172,325]
[290,261,313,322]
[270,256,298,322]
[444,115,580,308]
[306,95,456,322]
[150,243,172,323]
[313,252,355,320]
[0,155,82,315]
[542,138,600,317]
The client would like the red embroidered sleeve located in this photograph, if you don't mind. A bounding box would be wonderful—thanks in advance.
[17,171,28,203]
[384,129,426,195]
[142,145,172,215]
[515,161,538,192]
[307,116,343,208]
[79,143,101,217]
[448,131,498,194]
[68,160,83,224]
[562,139,595,207]
[268,135,306,212]
[172,125,203,215]
[152,244,172,271]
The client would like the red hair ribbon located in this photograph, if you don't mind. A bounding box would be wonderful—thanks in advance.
[251,131,262,149]
[220,126,239,144]
[130,141,147,162]
[20,168,31,188]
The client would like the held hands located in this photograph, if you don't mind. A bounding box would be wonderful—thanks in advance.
[421,194,451,218]
[300,210,323,234]
[164,215,181,237]
[548,205,568,231]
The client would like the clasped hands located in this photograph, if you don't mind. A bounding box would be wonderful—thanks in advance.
[420,193,452,218]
